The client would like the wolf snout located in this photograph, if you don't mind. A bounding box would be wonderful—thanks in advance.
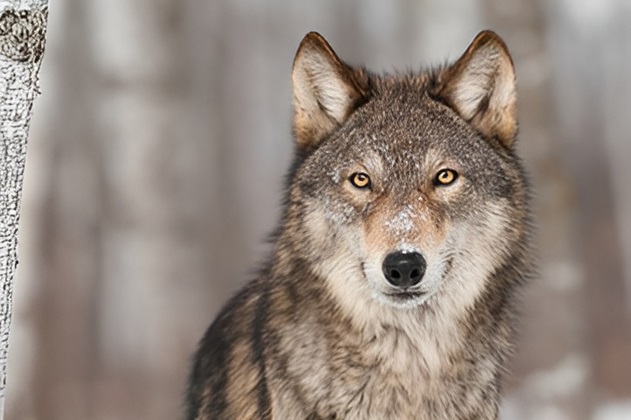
[382,251,427,288]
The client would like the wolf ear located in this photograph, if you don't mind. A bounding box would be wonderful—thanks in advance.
[436,30,517,148]
[292,32,366,149]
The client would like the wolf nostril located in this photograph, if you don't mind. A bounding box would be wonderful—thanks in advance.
[382,251,427,288]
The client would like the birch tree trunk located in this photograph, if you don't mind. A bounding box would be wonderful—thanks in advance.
[0,0,47,417]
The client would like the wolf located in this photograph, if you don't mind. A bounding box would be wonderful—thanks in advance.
[186,30,534,420]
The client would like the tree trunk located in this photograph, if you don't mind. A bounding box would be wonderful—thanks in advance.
[0,1,48,418]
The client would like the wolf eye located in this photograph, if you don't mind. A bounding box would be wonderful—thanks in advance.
[434,169,458,186]
[349,172,371,189]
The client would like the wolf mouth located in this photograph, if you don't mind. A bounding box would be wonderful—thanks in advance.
[386,291,425,300]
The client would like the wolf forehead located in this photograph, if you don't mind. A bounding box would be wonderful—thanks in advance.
[325,85,494,161]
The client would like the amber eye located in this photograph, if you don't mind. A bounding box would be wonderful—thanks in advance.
[434,169,458,186]
[349,172,371,189]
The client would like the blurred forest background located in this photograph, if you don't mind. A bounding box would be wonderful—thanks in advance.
[4,0,631,419]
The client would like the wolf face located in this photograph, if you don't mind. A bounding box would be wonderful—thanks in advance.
[287,32,529,322]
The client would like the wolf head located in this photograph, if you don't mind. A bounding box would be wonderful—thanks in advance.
[280,31,531,326]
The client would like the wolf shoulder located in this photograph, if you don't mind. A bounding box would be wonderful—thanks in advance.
[186,279,274,419]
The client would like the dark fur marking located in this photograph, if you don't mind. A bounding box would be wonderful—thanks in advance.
[474,94,491,117]
[345,378,370,412]
[252,289,272,419]
[185,293,239,419]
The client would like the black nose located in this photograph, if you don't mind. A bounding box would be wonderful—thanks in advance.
[382,251,426,288]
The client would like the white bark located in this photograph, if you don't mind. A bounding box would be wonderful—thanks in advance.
[0,0,47,417]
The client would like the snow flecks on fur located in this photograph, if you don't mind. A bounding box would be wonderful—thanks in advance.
[385,205,419,235]
[329,169,341,184]
[398,242,421,255]
[322,197,355,225]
